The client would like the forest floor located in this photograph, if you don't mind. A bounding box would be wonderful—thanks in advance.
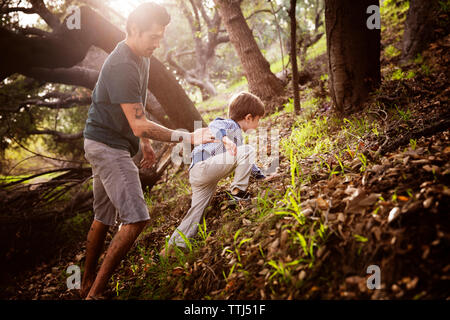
[2,2,449,301]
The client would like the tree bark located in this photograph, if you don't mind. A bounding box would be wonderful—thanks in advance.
[289,0,301,114]
[23,66,100,90]
[149,56,207,131]
[325,0,381,116]
[402,0,441,62]
[214,0,284,102]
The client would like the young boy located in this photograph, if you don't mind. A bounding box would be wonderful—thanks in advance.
[161,92,267,255]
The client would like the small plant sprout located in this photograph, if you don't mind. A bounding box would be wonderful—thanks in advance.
[276,188,306,225]
[176,230,193,253]
[259,244,265,258]
[334,152,346,175]
[289,148,299,188]
[345,144,355,158]
[354,234,369,243]
[268,259,301,283]
[358,153,368,172]
[317,222,328,241]
[198,216,211,244]
[409,138,417,150]
[395,104,412,121]
[223,262,237,282]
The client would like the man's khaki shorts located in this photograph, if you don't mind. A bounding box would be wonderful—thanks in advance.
[84,138,150,226]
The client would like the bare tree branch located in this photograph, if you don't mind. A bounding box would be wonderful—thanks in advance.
[28,0,61,30]
[245,8,281,20]
[166,50,189,77]
[173,49,196,58]
[0,6,36,14]
[195,0,212,27]
[0,95,91,113]
[23,66,99,90]
[26,95,91,109]
[28,129,83,141]
[17,27,52,37]
[166,50,216,96]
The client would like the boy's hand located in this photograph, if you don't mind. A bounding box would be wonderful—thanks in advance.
[263,172,283,182]
[222,136,237,156]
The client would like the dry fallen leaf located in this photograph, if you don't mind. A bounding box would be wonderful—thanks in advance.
[345,191,381,214]
[172,267,185,276]
[423,197,434,208]
[388,207,401,223]
[316,197,329,210]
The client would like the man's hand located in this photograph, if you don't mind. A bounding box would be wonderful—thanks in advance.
[190,127,217,145]
[222,136,237,156]
[140,139,156,169]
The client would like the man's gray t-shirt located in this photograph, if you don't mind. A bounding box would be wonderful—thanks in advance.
[83,40,149,157]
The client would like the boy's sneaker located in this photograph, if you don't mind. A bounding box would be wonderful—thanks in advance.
[228,189,252,205]
[252,173,266,181]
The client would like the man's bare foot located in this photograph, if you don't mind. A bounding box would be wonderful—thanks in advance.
[80,276,95,299]
[85,294,106,300]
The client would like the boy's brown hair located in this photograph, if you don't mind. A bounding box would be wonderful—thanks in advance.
[228,91,265,122]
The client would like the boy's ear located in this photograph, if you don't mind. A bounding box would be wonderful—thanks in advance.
[244,113,253,121]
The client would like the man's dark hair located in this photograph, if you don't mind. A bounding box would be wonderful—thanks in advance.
[228,92,265,122]
[126,2,170,35]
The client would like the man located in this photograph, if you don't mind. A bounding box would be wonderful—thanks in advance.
[80,2,214,299]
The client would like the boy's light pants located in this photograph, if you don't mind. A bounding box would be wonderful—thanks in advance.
[168,145,256,248]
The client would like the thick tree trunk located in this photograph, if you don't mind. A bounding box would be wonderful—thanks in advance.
[23,66,100,90]
[325,0,381,116]
[402,0,441,62]
[214,0,284,101]
[149,56,206,131]
[289,0,301,114]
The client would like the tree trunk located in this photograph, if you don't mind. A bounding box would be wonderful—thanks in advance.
[402,0,441,62]
[149,56,206,131]
[214,0,284,102]
[289,0,301,114]
[325,0,381,116]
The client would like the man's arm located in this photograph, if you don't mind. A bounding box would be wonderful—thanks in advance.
[121,103,215,144]
[121,103,186,142]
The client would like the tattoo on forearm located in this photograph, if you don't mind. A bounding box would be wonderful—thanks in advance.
[141,126,174,142]
[141,125,190,143]
[134,105,145,119]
